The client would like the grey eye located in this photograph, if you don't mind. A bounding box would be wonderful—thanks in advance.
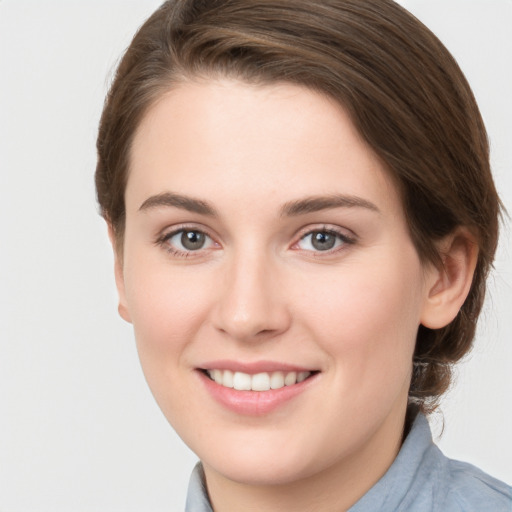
[297,230,349,252]
[181,230,206,250]
[165,229,214,252]
[310,231,336,251]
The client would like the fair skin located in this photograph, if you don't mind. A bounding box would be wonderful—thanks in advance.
[112,79,476,511]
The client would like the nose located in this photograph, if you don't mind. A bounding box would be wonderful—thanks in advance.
[212,252,292,342]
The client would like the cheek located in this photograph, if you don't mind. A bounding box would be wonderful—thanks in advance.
[123,262,212,372]
[297,254,424,387]
[122,265,216,428]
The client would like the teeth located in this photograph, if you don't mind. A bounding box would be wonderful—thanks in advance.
[233,371,252,390]
[270,371,285,389]
[212,369,223,385]
[206,369,312,391]
[297,371,310,383]
[223,369,234,388]
[251,372,270,391]
[284,371,297,386]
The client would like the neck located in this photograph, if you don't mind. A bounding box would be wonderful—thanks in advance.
[203,407,407,512]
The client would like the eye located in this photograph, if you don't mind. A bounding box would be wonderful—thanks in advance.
[296,229,353,252]
[159,228,216,255]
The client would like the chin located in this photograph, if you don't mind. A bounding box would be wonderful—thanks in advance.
[206,452,318,487]
[195,426,337,487]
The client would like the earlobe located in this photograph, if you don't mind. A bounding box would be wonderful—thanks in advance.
[107,223,132,324]
[420,229,478,329]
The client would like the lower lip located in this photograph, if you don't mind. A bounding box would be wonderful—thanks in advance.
[198,371,318,416]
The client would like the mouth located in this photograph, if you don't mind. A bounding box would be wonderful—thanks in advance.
[201,368,316,391]
[197,364,320,415]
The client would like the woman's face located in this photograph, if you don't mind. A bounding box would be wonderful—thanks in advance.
[117,80,436,488]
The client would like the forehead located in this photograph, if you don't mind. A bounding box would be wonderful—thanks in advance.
[127,79,401,218]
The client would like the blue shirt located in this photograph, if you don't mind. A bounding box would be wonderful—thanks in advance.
[185,414,512,511]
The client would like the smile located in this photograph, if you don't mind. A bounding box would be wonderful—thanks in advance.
[198,362,320,415]
[205,369,312,391]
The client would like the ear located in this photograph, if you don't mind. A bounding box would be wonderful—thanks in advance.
[107,223,132,324]
[420,228,478,329]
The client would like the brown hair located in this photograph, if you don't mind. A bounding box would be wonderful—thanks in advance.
[96,0,501,416]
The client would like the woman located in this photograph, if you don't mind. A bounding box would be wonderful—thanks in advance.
[95,0,511,510]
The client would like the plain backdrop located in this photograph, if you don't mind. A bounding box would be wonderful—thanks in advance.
[0,1,510,510]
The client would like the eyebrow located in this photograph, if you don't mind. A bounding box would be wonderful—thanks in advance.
[280,194,380,216]
[138,191,380,217]
[138,192,218,216]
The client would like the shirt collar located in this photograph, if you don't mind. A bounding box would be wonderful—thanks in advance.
[186,461,213,512]
[348,413,436,511]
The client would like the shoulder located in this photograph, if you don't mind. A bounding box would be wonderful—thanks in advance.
[349,414,511,512]
[441,457,512,511]
[409,414,512,511]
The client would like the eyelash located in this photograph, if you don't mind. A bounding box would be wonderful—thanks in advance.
[294,226,356,255]
[155,225,218,258]
[155,224,356,258]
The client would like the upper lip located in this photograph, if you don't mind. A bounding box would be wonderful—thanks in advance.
[198,360,318,374]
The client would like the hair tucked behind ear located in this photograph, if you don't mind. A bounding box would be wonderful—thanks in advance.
[96,0,502,417]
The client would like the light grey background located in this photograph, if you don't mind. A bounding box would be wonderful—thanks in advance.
[0,1,510,510]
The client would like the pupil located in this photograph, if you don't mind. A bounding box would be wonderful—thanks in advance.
[181,231,205,250]
[312,231,335,251]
